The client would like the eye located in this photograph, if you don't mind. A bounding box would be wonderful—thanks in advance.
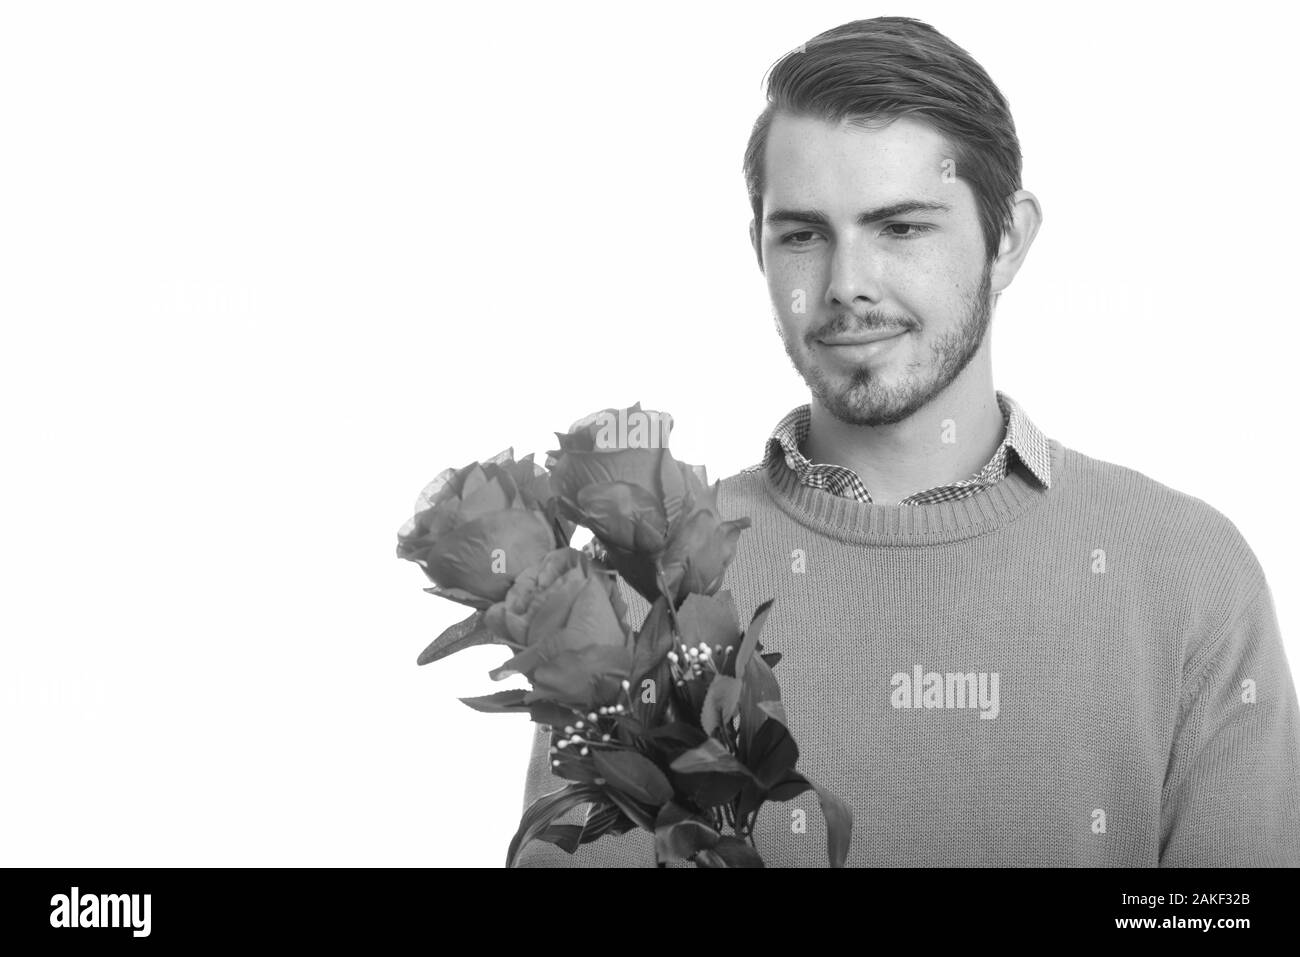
[780,230,822,247]
[882,223,933,239]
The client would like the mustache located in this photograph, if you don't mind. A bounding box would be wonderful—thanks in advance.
[808,313,916,342]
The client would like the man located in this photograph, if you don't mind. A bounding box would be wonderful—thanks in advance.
[515,16,1300,866]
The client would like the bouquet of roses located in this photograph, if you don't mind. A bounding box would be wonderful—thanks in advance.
[396,403,851,867]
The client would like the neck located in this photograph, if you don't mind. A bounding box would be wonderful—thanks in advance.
[802,360,1003,506]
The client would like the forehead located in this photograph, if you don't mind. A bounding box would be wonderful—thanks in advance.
[762,112,959,208]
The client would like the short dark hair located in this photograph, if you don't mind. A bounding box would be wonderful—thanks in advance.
[743,17,1022,263]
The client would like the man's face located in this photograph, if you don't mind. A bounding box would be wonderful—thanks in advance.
[753,112,994,427]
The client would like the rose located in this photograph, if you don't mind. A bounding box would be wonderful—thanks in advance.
[484,547,634,708]
[546,403,750,605]
[396,448,569,607]
[656,479,749,602]
[546,404,697,536]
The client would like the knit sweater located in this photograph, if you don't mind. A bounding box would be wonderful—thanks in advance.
[516,437,1300,866]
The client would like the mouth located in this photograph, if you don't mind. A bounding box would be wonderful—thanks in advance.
[817,326,909,347]
[814,326,910,366]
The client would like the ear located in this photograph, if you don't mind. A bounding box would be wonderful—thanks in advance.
[749,218,764,273]
[988,189,1042,295]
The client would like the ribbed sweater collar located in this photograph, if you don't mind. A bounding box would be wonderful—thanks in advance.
[753,438,1066,547]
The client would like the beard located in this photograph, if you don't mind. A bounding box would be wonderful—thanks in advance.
[777,259,994,428]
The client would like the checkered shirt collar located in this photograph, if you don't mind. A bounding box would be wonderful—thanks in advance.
[752,391,1052,505]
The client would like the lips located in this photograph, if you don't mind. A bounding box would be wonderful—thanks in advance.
[817,327,908,346]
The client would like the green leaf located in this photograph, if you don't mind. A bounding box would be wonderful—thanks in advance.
[421,584,495,610]
[694,836,765,868]
[766,770,811,802]
[552,754,603,785]
[592,749,673,807]
[669,737,755,777]
[766,771,852,867]
[527,701,580,728]
[534,824,583,854]
[654,802,720,865]
[734,779,765,838]
[642,721,707,751]
[601,539,663,607]
[675,592,742,658]
[676,770,749,810]
[737,635,783,761]
[459,689,530,713]
[747,716,799,789]
[677,664,713,728]
[630,595,675,689]
[732,598,774,677]
[601,785,658,831]
[701,674,741,738]
[417,610,497,666]
[580,803,636,844]
[756,697,789,728]
[506,783,601,867]
[808,775,854,868]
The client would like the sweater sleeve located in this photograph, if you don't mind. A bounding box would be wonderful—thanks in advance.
[1160,575,1300,866]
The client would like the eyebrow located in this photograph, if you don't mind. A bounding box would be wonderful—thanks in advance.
[764,200,952,228]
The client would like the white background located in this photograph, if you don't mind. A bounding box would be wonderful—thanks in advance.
[1,1,1296,866]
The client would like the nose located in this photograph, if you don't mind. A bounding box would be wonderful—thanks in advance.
[824,235,885,317]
